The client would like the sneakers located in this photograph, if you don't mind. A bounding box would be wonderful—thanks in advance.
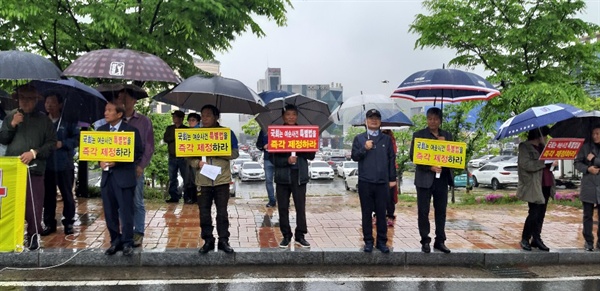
[133,233,144,248]
[295,238,311,248]
[28,234,40,251]
[279,237,291,248]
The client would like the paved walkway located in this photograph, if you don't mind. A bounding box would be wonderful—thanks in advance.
[36,190,586,252]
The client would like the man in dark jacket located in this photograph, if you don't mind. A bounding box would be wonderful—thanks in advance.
[163,110,188,203]
[271,104,315,248]
[351,109,396,253]
[98,101,144,257]
[42,92,79,236]
[0,84,57,250]
[409,107,454,254]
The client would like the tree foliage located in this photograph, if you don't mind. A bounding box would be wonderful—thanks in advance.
[0,0,292,80]
[145,112,171,187]
[242,118,261,137]
[410,0,600,132]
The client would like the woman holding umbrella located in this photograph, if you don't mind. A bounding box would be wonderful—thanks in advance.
[574,126,600,251]
[517,126,556,252]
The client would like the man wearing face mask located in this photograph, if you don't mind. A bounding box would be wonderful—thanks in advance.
[351,109,396,253]
[409,107,453,254]
[0,84,57,250]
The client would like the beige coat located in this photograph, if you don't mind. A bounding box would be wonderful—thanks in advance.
[516,141,555,204]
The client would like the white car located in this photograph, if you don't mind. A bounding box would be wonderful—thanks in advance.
[308,161,334,180]
[344,168,359,192]
[468,155,495,168]
[238,152,252,160]
[471,162,518,190]
[239,161,266,182]
[337,161,358,178]
[231,158,252,176]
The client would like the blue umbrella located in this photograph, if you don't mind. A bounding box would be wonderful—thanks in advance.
[495,103,583,140]
[349,109,413,127]
[391,68,500,103]
[30,78,108,124]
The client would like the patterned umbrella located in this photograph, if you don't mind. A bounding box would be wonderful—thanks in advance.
[154,74,266,115]
[0,50,62,80]
[255,94,332,133]
[63,49,180,83]
[391,68,500,103]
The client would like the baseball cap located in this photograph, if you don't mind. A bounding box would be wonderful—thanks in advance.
[366,109,381,118]
[172,110,185,118]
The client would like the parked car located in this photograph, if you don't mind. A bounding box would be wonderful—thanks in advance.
[486,155,516,164]
[454,171,474,189]
[231,158,252,176]
[327,156,348,173]
[337,161,358,178]
[238,152,252,160]
[344,168,359,191]
[471,162,519,190]
[308,161,335,180]
[238,161,266,182]
[468,155,495,168]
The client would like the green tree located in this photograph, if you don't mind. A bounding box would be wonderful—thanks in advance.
[242,118,261,136]
[395,114,427,179]
[410,0,600,130]
[0,0,292,80]
[343,126,365,145]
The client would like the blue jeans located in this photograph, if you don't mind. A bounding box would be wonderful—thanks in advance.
[134,174,145,235]
[264,159,275,205]
[168,156,187,201]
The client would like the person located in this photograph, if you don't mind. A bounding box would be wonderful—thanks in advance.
[191,105,239,254]
[271,104,315,248]
[517,126,556,252]
[409,107,453,254]
[98,101,143,257]
[574,126,600,251]
[163,110,188,203]
[183,112,201,204]
[120,87,154,248]
[256,129,276,207]
[381,129,399,226]
[351,109,396,253]
[41,92,79,236]
[0,84,57,250]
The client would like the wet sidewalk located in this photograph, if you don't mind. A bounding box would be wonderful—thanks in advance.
[2,191,599,267]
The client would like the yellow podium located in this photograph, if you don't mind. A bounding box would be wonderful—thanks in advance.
[0,157,28,252]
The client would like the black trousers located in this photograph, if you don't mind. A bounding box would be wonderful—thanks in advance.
[198,184,230,243]
[43,169,76,227]
[101,174,135,248]
[386,185,396,219]
[582,202,600,244]
[276,170,307,239]
[522,186,551,241]
[358,181,388,245]
[416,178,448,244]
[184,164,197,203]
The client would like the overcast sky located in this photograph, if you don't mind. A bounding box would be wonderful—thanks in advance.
[213,0,600,101]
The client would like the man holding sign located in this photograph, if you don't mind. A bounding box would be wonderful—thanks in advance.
[351,109,396,253]
[409,107,453,254]
[98,102,143,257]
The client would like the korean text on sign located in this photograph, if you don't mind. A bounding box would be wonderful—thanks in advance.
[412,138,467,169]
[79,131,135,162]
[267,125,319,153]
[175,127,232,157]
[539,138,585,160]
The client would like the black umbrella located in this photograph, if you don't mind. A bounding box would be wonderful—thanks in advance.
[96,83,149,101]
[0,50,62,80]
[154,75,267,115]
[549,110,600,141]
[255,94,332,133]
[30,78,108,124]
[63,49,180,83]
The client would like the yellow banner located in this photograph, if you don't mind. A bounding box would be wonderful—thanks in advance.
[0,157,28,252]
[175,128,232,157]
[79,131,135,162]
[412,138,467,169]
